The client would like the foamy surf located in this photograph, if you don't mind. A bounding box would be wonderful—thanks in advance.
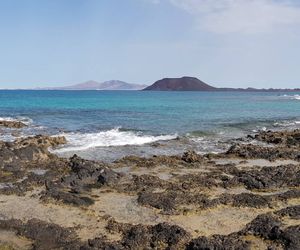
[0,116,33,125]
[282,94,300,100]
[52,127,178,153]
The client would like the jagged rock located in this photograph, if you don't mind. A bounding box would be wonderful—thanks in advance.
[42,155,121,206]
[0,135,66,168]
[0,120,27,128]
[275,205,300,219]
[0,218,80,249]
[182,150,203,163]
[114,222,190,249]
[226,144,300,161]
[255,130,300,147]
[280,225,300,250]
[243,214,282,239]
[187,234,250,250]
[232,165,300,190]
[219,193,271,208]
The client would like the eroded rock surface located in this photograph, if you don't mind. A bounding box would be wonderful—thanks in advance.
[0,129,299,249]
[0,120,27,128]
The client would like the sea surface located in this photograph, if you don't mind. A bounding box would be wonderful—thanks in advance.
[0,90,299,161]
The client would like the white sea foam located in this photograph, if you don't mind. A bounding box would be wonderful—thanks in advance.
[0,116,33,125]
[274,120,300,127]
[281,94,300,100]
[52,127,178,153]
[293,95,300,100]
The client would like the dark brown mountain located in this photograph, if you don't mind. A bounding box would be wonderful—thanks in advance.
[143,77,216,91]
[143,77,300,92]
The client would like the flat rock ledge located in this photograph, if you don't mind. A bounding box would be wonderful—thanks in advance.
[0,129,299,249]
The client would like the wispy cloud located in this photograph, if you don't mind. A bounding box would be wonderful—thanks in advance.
[152,0,300,34]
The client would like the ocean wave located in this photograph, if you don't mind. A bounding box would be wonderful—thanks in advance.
[282,94,300,100]
[273,120,300,127]
[52,127,178,153]
[0,116,33,125]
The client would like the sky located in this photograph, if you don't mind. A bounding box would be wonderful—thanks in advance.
[0,0,300,89]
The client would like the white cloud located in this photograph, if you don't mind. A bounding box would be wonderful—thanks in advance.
[161,0,300,34]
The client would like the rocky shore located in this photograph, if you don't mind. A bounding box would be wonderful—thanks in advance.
[0,126,299,249]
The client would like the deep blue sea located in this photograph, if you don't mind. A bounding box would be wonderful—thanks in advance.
[0,90,299,161]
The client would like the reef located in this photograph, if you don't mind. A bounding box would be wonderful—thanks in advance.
[0,127,299,249]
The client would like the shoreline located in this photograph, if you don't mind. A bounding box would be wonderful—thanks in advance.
[0,121,299,249]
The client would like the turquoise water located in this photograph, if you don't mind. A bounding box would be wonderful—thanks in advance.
[0,90,299,160]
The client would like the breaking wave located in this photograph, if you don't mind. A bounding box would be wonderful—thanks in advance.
[52,127,178,153]
[282,94,300,100]
[0,116,33,125]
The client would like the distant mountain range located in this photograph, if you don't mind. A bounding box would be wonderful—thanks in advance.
[39,80,147,90]
[15,77,299,91]
[143,77,300,92]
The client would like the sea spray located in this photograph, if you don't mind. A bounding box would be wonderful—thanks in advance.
[52,127,178,153]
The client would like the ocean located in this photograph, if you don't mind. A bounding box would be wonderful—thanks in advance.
[0,90,299,161]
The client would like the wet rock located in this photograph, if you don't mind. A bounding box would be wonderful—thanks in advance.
[114,154,181,168]
[182,150,203,163]
[255,130,300,148]
[0,120,27,128]
[226,144,300,161]
[0,135,66,168]
[13,135,67,149]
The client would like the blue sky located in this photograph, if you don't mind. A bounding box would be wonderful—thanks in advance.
[0,0,300,88]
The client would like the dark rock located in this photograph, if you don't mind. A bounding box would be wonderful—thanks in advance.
[143,76,216,91]
[0,218,80,249]
[243,214,282,240]
[220,193,271,208]
[138,191,177,212]
[255,130,300,148]
[42,155,120,206]
[122,223,190,249]
[182,150,203,163]
[232,165,300,190]
[43,187,94,206]
[226,144,300,161]
[280,225,300,250]
[124,174,169,192]
[275,205,300,219]
[0,120,27,128]
[187,234,251,250]
[67,154,120,187]
[0,135,66,168]
[80,236,122,250]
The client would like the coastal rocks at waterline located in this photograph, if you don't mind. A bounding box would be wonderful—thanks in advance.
[0,120,27,129]
[42,155,122,206]
[254,129,300,147]
[0,135,66,167]
[0,126,300,249]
